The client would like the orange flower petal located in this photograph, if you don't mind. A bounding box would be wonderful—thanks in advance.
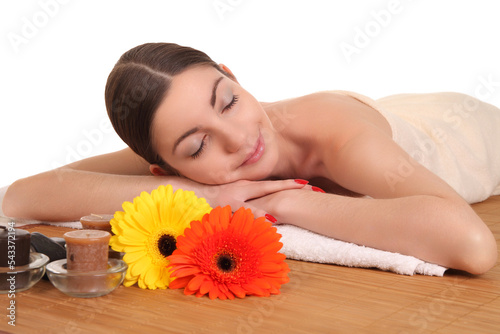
[252,278,271,290]
[206,208,220,235]
[168,254,197,266]
[259,262,285,273]
[228,284,247,298]
[187,273,206,291]
[261,253,287,263]
[208,285,220,300]
[183,287,198,296]
[169,276,192,289]
[199,279,213,295]
[171,266,202,277]
[219,206,232,230]
[189,220,205,238]
[223,289,235,300]
[242,283,265,296]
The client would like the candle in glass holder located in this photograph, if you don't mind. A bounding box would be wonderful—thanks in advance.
[0,226,31,267]
[80,214,114,233]
[0,226,31,290]
[64,230,110,271]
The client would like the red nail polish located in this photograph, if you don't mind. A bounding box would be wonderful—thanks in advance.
[312,186,326,193]
[265,214,277,223]
[294,179,309,185]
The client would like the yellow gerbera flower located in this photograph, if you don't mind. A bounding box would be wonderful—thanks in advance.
[109,185,212,290]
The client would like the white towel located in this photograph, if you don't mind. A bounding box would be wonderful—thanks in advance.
[335,91,500,204]
[277,224,446,276]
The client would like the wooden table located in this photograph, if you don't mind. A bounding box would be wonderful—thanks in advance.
[1,196,499,334]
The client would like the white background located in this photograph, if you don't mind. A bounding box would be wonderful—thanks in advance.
[1,0,499,187]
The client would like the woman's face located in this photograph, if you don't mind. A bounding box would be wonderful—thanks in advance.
[151,65,280,184]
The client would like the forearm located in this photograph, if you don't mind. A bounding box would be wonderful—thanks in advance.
[275,191,497,273]
[2,168,203,222]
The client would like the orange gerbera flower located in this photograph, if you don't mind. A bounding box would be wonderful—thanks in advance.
[167,206,290,300]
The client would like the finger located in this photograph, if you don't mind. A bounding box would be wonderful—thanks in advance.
[231,202,279,224]
[234,202,267,220]
[242,179,308,199]
[301,185,326,193]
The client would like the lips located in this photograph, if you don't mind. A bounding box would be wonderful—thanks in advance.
[240,133,265,167]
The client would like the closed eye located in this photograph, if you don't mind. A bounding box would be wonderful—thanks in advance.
[191,135,207,159]
[223,95,239,113]
[190,94,239,159]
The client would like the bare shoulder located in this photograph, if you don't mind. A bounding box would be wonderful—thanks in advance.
[265,91,391,146]
[269,90,389,122]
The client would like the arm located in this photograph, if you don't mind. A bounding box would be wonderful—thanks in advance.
[3,148,306,221]
[272,190,495,274]
[3,148,189,221]
[252,128,497,274]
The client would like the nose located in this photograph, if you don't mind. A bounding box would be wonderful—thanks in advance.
[219,125,246,153]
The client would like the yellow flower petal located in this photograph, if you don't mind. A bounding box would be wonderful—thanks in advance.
[123,250,146,263]
[123,278,138,287]
[144,265,162,289]
[130,257,152,277]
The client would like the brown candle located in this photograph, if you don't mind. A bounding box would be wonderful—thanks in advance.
[0,226,31,267]
[80,214,114,233]
[0,225,31,291]
[64,230,110,271]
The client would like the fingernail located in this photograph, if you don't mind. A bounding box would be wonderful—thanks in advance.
[294,179,309,185]
[265,214,277,224]
[312,186,325,193]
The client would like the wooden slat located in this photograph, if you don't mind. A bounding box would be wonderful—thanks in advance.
[1,196,499,333]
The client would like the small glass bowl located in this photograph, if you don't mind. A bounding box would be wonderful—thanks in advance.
[0,252,50,293]
[46,258,127,298]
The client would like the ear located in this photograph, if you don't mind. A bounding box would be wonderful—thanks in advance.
[219,63,238,82]
[149,164,167,176]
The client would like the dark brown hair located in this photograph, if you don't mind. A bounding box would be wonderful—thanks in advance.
[105,42,230,172]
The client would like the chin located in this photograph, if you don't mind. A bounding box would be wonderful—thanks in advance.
[246,156,277,181]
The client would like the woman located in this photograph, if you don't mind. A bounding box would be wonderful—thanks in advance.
[3,43,499,274]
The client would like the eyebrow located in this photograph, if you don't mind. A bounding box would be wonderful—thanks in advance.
[210,76,224,108]
[172,76,224,154]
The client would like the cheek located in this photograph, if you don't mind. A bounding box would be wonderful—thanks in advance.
[181,159,235,185]
[204,160,236,184]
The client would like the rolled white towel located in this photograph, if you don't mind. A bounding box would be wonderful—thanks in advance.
[276,224,447,276]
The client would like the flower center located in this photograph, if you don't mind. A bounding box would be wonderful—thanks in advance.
[157,234,177,257]
[215,253,236,273]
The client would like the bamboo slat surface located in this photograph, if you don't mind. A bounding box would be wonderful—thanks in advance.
[1,196,499,334]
